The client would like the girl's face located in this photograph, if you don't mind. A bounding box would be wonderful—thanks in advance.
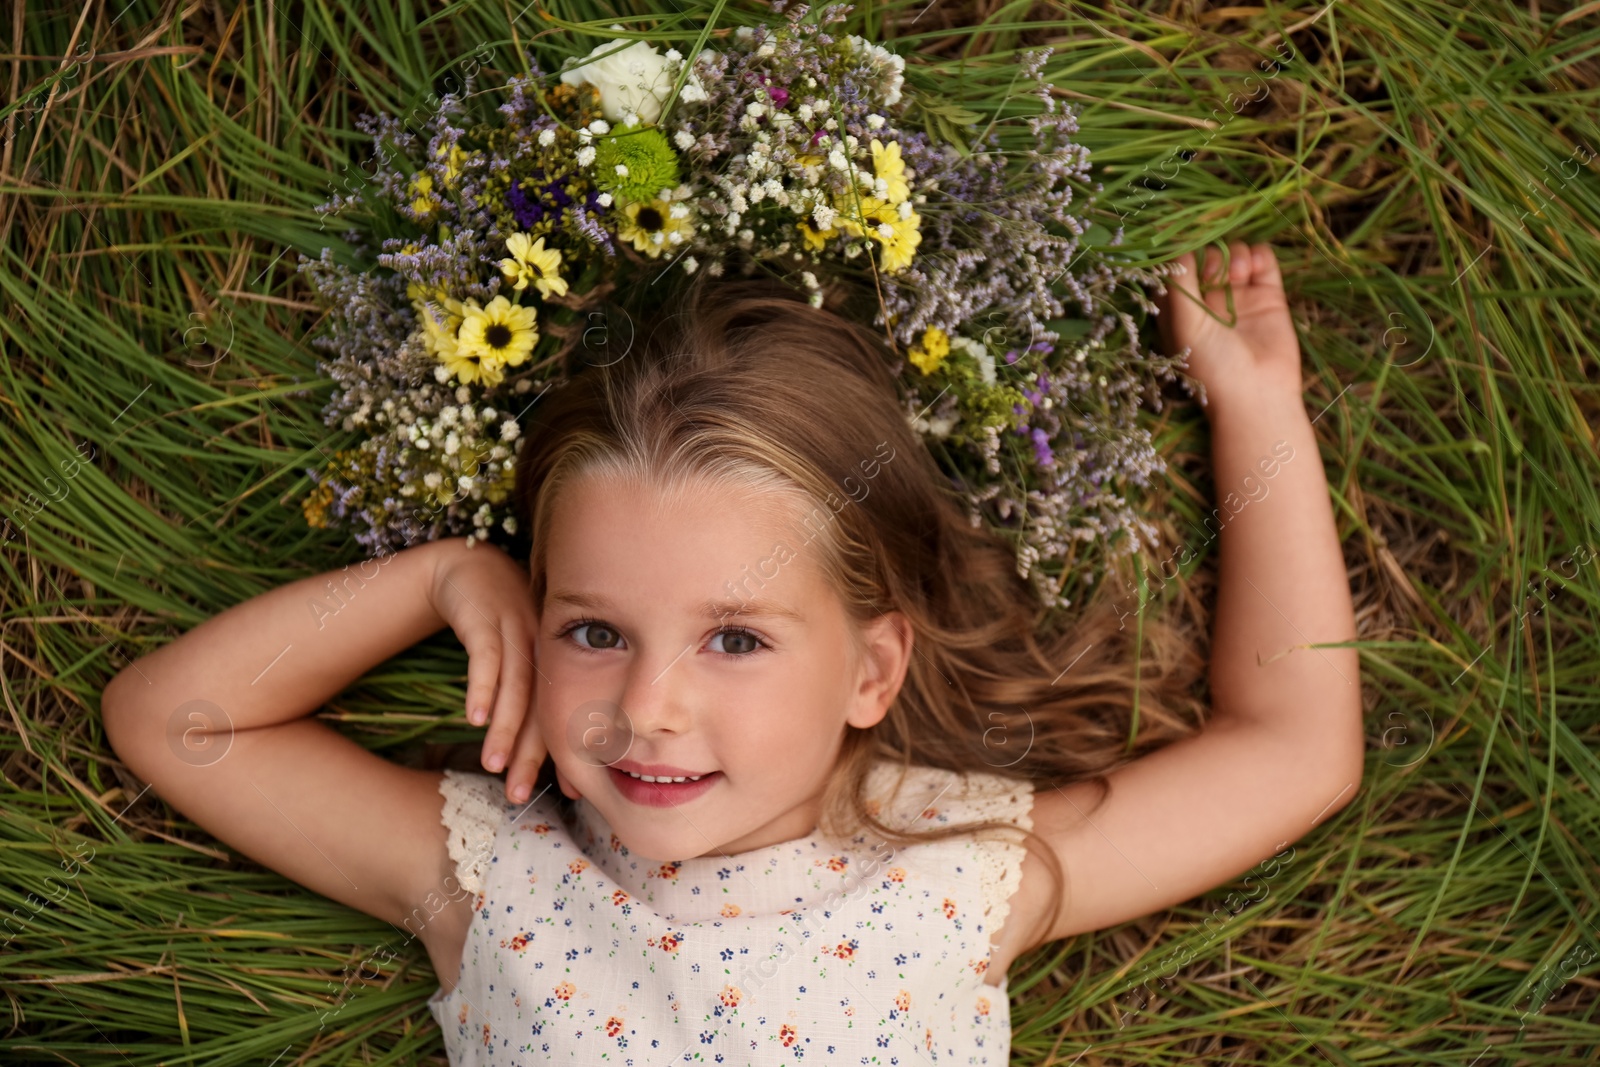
[535,470,911,861]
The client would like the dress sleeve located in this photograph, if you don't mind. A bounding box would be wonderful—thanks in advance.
[957,771,1036,943]
[437,769,508,895]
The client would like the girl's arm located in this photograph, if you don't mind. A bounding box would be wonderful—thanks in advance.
[993,241,1364,964]
[100,536,539,972]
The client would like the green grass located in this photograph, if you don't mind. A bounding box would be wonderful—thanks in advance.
[3,0,1598,1062]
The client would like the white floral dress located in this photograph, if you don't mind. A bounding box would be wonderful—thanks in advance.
[427,758,1036,1066]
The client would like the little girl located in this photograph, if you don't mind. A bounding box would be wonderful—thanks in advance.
[102,239,1363,1065]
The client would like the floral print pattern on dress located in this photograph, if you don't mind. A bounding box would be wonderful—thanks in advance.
[427,758,1034,1065]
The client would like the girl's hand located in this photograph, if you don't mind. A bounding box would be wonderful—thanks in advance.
[1155,240,1304,416]
[428,539,546,803]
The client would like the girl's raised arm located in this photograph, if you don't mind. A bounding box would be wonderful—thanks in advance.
[993,242,1364,966]
[100,536,536,967]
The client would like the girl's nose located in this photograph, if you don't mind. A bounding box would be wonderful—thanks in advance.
[617,644,696,737]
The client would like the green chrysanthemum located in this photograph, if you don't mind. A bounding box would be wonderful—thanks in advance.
[591,124,681,202]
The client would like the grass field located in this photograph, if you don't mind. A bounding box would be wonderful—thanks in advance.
[3,0,1598,1063]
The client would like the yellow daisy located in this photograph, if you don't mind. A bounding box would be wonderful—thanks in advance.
[414,293,465,361]
[616,197,695,258]
[876,207,923,274]
[870,139,910,205]
[795,217,836,253]
[907,326,950,375]
[457,295,540,369]
[499,233,569,300]
[830,193,923,275]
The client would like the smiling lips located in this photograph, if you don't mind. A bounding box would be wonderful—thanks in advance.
[608,761,722,807]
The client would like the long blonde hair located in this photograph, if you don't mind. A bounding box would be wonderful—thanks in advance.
[512,270,1207,952]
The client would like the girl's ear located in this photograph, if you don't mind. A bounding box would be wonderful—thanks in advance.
[845,610,914,730]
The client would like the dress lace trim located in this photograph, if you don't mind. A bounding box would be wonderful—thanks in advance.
[437,769,506,895]
[869,763,1036,942]
[959,771,1036,942]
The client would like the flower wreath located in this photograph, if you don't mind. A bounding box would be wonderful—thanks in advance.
[297,2,1189,611]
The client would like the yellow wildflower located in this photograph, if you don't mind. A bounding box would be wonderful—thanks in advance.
[616,197,696,258]
[831,193,923,275]
[871,139,910,205]
[457,296,540,370]
[409,172,439,216]
[876,207,922,274]
[499,233,569,300]
[796,217,835,253]
[414,294,465,361]
[907,326,950,375]
[438,143,469,184]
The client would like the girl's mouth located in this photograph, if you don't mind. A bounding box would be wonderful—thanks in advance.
[608,767,722,807]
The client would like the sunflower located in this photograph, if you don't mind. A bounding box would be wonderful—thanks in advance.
[499,233,569,300]
[615,197,696,257]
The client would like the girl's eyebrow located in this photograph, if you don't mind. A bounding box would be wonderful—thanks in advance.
[548,590,805,623]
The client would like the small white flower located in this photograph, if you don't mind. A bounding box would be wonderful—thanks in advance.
[456,386,471,403]
[459,475,475,491]
[665,48,682,62]
[622,109,640,126]
[746,101,766,118]
[424,472,443,489]
[757,40,776,57]
[876,221,895,239]
[898,200,914,219]
[444,432,461,455]
[538,129,556,146]
[828,147,849,170]
[416,436,431,450]
[615,163,630,177]
[682,255,699,274]
[501,419,520,442]
[502,516,518,535]
[680,83,707,104]
[576,145,596,166]
[674,129,695,149]
[867,114,885,129]
[798,104,814,122]
[588,119,610,135]
[799,271,818,289]
[433,364,452,383]
[597,191,614,206]
[735,26,754,40]
[813,203,836,229]
[668,202,690,219]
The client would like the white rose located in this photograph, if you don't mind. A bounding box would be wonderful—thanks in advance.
[558,38,703,125]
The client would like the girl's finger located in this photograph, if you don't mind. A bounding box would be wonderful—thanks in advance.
[479,623,533,774]
[504,710,547,804]
[1250,242,1283,289]
[461,620,503,728]
[1227,240,1253,286]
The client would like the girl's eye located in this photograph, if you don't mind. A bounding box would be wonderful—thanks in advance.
[709,628,766,657]
[563,620,623,651]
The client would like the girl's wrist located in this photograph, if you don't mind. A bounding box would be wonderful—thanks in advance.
[1201,380,1308,428]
